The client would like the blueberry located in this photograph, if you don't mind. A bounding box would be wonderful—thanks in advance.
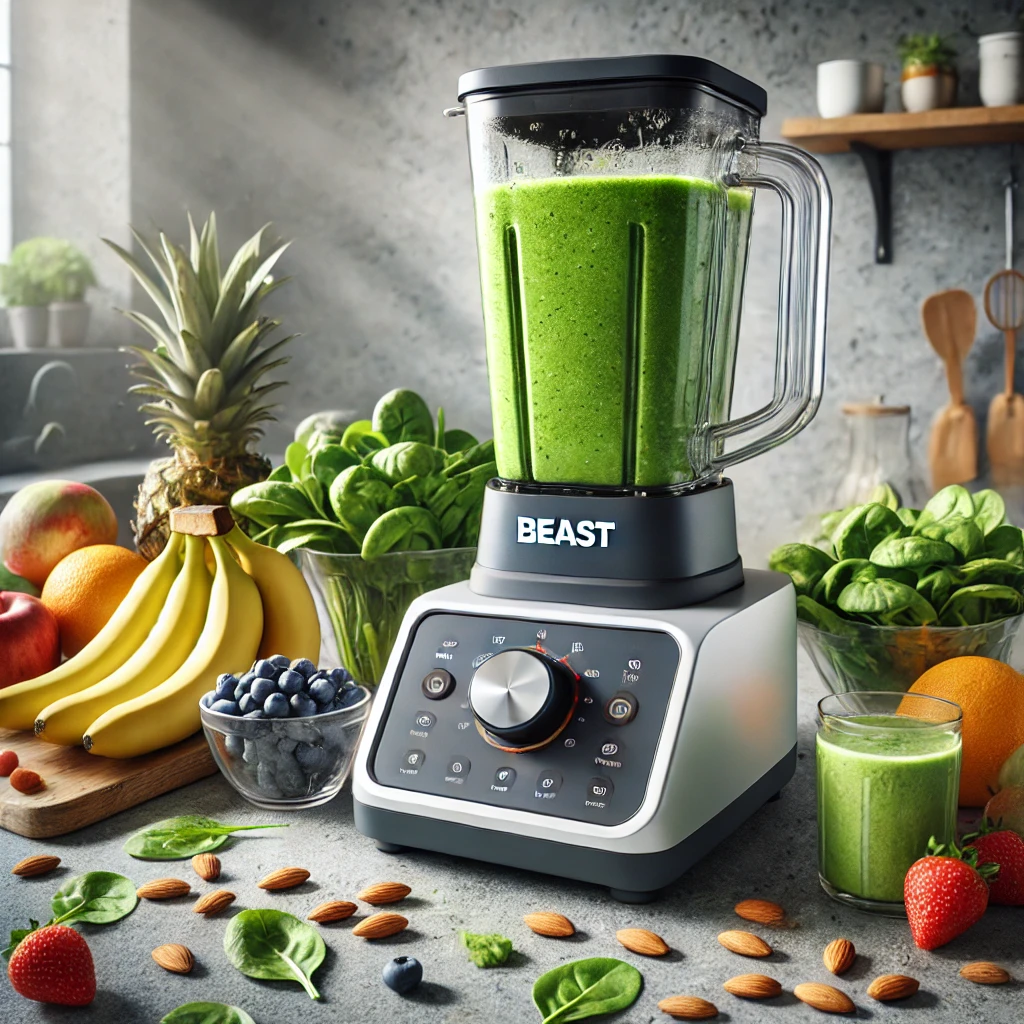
[295,743,327,771]
[215,673,238,699]
[309,678,336,705]
[278,669,305,695]
[338,686,365,709]
[251,677,277,704]
[254,659,278,680]
[238,692,260,715]
[277,735,298,753]
[264,692,290,718]
[233,676,253,701]
[243,709,266,720]
[329,667,353,687]
[290,693,318,718]
[211,699,241,716]
[200,690,217,709]
[290,658,316,678]
[383,956,422,994]
[256,763,283,797]
[268,654,291,670]
[225,734,245,759]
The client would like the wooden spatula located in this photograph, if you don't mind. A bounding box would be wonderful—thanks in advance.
[922,289,978,490]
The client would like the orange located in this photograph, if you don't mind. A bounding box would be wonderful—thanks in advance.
[908,656,1024,807]
[41,544,147,657]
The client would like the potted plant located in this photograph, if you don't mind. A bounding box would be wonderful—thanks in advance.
[41,239,96,347]
[0,249,49,350]
[898,33,958,112]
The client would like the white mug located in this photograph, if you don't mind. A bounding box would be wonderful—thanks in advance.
[817,60,885,118]
[979,32,1023,107]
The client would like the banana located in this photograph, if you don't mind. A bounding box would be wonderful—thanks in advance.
[226,524,320,662]
[0,533,184,731]
[84,534,263,759]
[36,534,214,745]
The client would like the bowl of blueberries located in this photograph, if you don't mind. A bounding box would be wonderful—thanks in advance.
[199,654,371,809]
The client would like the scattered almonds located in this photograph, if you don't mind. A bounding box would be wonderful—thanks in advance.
[722,974,782,999]
[151,943,194,974]
[866,975,920,1002]
[657,995,718,1019]
[136,878,191,900]
[734,899,785,926]
[793,982,855,1014]
[351,912,408,939]
[960,962,1011,985]
[357,881,411,904]
[11,855,61,878]
[9,767,44,794]
[616,927,670,957]
[524,911,575,938]
[191,853,221,882]
[308,900,358,923]
[717,930,772,958]
[193,889,236,916]
[258,867,310,891]
[823,937,856,976]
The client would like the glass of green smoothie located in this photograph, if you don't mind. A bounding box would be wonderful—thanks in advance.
[817,691,962,916]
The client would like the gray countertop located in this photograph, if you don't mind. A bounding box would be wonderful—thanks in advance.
[1,657,1021,1024]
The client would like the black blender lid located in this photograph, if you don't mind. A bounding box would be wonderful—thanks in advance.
[457,54,767,116]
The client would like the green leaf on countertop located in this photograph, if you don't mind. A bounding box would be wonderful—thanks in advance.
[532,957,643,1023]
[160,1003,257,1024]
[224,909,325,1000]
[460,930,513,968]
[51,871,137,925]
[124,815,288,860]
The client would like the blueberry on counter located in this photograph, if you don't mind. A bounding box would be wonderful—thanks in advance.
[253,659,278,679]
[383,956,422,994]
[211,699,241,716]
[215,673,238,700]
[290,658,316,678]
[264,692,290,718]
[278,669,305,695]
[251,677,277,704]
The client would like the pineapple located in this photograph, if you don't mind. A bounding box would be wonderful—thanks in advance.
[106,214,295,559]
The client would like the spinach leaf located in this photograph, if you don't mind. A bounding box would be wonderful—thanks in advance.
[768,543,835,596]
[916,516,984,562]
[341,419,390,456]
[224,909,325,1000]
[972,489,1007,535]
[795,595,854,634]
[916,566,962,610]
[896,506,920,529]
[328,465,393,539]
[915,484,976,531]
[460,930,513,967]
[986,524,1024,565]
[869,482,902,510]
[230,481,317,527]
[869,535,957,570]
[361,506,442,559]
[443,428,479,453]
[285,440,311,481]
[51,872,137,925]
[939,584,1024,626]
[161,1002,256,1024]
[311,444,359,491]
[372,388,435,444]
[368,441,447,483]
[838,577,938,625]
[832,503,904,560]
[125,816,287,860]
[2,920,39,960]
[532,957,643,1023]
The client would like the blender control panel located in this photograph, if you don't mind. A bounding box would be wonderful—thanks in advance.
[368,612,681,825]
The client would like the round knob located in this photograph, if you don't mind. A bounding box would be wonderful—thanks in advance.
[469,649,577,750]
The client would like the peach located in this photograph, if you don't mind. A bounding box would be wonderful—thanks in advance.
[0,591,61,688]
[0,481,117,588]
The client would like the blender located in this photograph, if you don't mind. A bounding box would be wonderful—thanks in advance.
[353,55,831,901]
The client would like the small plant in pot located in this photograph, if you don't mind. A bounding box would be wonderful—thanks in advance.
[0,250,49,350]
[899,33,958,112]
[39,238,96,347]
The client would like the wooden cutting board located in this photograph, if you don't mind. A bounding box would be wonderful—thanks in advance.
[0,729,216,839]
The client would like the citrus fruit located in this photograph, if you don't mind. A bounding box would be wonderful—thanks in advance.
[41,545,147,657]
[908,656,1024,807]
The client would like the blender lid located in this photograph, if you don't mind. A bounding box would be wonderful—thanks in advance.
[456,54,767,116]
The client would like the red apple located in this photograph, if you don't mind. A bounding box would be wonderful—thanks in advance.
[0,481,117,588]
[0,591,61,688]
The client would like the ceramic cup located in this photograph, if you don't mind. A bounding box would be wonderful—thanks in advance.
[980,32,1023,107]
[817,60,885,118]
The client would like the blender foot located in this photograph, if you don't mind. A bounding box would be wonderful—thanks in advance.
[375,841,406,854]
[766,790,782,803]
[608,887,659,904]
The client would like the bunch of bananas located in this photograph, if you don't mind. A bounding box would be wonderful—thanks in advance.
[0,507,320,759]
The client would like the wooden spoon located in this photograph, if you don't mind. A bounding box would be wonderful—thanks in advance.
[922,288,978,490]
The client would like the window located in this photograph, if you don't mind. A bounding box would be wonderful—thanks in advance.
[0,0,11,262]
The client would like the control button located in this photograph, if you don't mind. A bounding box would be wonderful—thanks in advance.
[492,767,517,791]
[604,691,638,725]
[563,737,576,748]
[534,770,563,799]
[422,669,455,700]
[586,776,614,807]
[595,740,624,768]
[446,756,471,779]
[413,711,436,730]
[400,749,425,775]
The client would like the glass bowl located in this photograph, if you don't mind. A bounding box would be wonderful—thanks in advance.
[300,547,476,686]
[200,687,371,810]
[799,614,1023,694]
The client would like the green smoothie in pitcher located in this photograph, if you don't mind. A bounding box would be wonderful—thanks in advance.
[474,175,752,487]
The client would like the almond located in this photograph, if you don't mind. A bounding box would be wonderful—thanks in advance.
[960,961,1011,985]
[866,975,919,1002]
[11,854,61,877]
[136,878,191,900]
[258,867,310,891]
[193,889,236,916]
[191,852,221,882]
[616,927,670,957]
[717,930,772,958]
[823,938,856,976]
[722,974,782,999]
[793,982,855,1014]
[733,898,785,926]
[308,900,358,923]
[151,943,194,974]
[524,911,575,938]
[657,995,718,1019]
[9,768,44,794]
[351,911,408,939]
[356,881,411,904]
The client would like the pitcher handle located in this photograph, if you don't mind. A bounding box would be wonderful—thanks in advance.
[706,138,832,474]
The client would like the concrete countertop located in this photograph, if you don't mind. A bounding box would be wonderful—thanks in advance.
[1,657,1021,1024]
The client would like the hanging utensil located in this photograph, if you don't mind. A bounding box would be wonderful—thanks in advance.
[922,289,978,490]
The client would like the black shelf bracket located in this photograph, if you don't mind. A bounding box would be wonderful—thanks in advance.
[850,142,893,264]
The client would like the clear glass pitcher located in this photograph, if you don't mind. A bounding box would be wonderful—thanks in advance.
[450,55,831,489]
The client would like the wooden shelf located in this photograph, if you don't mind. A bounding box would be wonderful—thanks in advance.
[781,104,1024,154]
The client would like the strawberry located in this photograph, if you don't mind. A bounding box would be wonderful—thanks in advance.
[904,838,996,951]
[965,826,1024,906]
[7,924,95,1006]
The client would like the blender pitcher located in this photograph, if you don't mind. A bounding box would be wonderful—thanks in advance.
[449,55,830,490]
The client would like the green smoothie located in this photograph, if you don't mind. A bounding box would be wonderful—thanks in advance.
[475,175,752,487]
[816,717,961,904]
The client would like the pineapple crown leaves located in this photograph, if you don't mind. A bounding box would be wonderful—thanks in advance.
[103,212,296,458]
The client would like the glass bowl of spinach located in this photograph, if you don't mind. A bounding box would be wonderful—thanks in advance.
[231,388,493,686]
[771,484,1024,693]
